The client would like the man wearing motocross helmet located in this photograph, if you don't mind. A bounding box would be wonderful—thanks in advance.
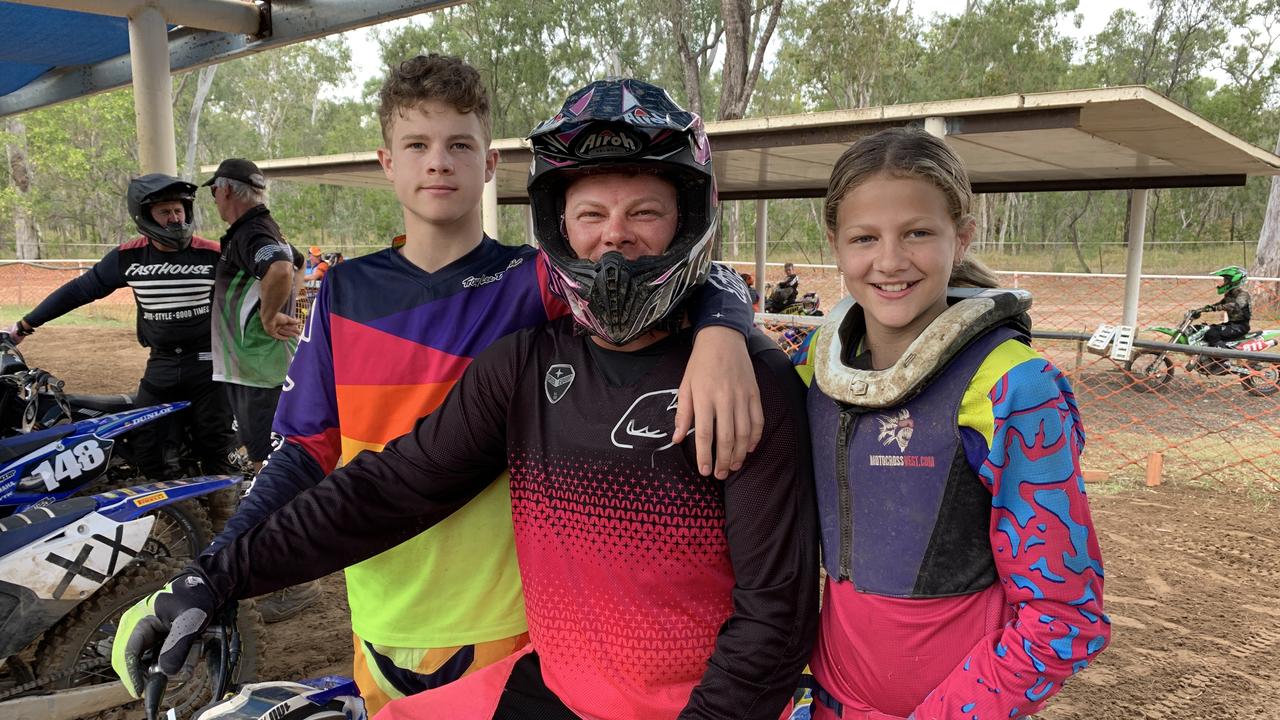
[1197,265,1251,346]
[114,78,816,720]
[3,174,237,478]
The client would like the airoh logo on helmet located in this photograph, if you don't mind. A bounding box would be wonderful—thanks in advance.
[575,129,640,158]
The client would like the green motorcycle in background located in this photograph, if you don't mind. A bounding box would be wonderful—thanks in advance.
[1125,308,1280,397]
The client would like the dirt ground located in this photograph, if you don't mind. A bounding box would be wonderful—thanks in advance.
[16,327,1280,719]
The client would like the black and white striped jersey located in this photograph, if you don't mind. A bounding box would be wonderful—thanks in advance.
[24,235,220,353]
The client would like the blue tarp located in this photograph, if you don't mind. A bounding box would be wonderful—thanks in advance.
[0,3,132,97]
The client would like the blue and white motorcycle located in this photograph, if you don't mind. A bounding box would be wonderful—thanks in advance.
[0,476,261,720]
[0,335,231,563]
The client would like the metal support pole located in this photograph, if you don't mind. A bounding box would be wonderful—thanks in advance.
[482,176,499,239]
[754,199,767,301]
[1121,189,1149,327]
[525,204,536,247]
[128,7,177,175]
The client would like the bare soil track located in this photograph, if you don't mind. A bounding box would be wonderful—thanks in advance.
[17,327,1280,719]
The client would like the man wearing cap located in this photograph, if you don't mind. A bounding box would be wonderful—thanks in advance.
[3,174,238,479]
[203,158,304,472]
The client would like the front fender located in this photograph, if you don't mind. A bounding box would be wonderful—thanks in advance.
[1145,327,1186,343]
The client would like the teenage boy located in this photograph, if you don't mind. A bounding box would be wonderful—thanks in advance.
[193,57,762,712]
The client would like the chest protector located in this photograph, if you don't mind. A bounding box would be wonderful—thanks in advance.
[1224,288,1251,325]
[809,288,1031,598]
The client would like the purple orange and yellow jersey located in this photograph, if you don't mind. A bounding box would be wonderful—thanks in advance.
[273,237,566,647]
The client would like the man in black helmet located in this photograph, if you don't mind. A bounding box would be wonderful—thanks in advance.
[113,79,816,720]
[4,174,238,478]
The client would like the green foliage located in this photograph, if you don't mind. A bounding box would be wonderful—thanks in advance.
[767,0,923,111]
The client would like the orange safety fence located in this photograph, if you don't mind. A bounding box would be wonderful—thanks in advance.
[726,262,1280,333]
[7,260,1278,489]
[755,311,1280,492]
[1036,337,1280,490]
[295,285,319,324]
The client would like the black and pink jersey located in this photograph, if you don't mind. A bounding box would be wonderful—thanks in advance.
[199,318,819,720]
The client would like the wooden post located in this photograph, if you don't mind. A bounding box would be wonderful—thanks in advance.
[1145,452,1163,487]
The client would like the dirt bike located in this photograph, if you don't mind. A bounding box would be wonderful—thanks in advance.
[0,334,245,556]
[1125,309,1280,396]
[143,621,360,720]
[1,335,250,481]
[0,476,262,720]
[764,284,799,314]
[150,673,364,720]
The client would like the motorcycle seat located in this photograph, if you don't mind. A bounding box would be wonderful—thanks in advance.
[0,496,96,559]
[64,393,137,414]
[0,424,77,464]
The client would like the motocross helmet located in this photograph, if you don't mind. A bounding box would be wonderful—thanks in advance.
[527,78,717,345]
[127,173,196,250]
[1211,265,1246,295]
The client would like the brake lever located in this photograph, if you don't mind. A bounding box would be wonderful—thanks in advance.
[210,603,241,703]
[143,661,170,720]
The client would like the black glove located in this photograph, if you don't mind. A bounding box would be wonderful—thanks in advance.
[111,571,219,697]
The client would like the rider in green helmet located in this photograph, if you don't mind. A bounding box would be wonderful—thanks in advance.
[1195,265,1251,346]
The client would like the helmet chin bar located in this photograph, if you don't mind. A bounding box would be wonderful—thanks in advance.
[147,221,194,250]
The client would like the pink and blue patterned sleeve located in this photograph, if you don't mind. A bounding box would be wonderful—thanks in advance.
[912,358,1110,720]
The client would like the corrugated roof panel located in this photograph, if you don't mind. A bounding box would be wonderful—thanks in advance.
[0,3,131,96]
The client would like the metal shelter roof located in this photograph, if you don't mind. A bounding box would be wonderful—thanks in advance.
[243,86,1280,200]
[0,0,464,118]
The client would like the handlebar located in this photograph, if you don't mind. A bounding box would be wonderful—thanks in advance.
[2,366,71,431]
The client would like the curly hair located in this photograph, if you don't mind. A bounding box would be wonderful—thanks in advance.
[377,53,491,145]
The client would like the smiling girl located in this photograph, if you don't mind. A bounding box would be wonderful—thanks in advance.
[802,127,1110,720]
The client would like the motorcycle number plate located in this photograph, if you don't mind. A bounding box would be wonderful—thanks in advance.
[1087,324,1116,354]
[25,437,114,492]
[1110,325,1136,363]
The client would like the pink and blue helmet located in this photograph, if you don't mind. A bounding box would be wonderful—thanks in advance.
[527,78,718,345]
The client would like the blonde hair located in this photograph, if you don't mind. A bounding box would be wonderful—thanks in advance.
[951,256,999,289]
[824,126,997,288]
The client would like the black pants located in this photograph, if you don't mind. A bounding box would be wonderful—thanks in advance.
[492,651,577,720]
[1203,322,1247,347]
[222,382,283,462]
[133,350,238,478]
